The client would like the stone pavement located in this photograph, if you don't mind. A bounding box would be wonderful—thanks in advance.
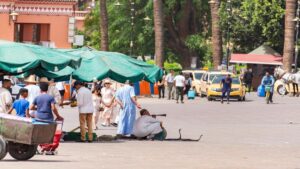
[1,93,300,169]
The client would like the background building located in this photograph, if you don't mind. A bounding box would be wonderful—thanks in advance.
[0,0,89,48]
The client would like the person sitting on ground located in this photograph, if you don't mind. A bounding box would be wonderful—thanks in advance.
[29,82,63,122]
[8,88,30,118]
[132,109,167,140]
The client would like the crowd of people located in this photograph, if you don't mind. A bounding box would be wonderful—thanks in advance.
[0,75,166,143]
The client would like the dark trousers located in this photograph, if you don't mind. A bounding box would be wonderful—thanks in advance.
[176,87,184,102]
[267,92,274,102]
[185,85,191,94]
[292,83,299,95]
[245,82,252,93]
[221,89,231,102]
[158,85,165,98]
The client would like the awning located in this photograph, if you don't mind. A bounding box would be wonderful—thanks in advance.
[230,44,283,65]
[230,54,283,65]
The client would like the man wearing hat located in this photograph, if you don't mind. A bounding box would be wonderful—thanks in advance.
[24,75,41,106]
[74,81,94,142]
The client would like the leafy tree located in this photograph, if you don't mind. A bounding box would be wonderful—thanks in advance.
[219,0,285,53]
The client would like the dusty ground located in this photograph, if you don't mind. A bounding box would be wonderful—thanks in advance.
[1,93,300,169]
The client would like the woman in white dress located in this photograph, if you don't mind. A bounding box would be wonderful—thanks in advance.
[92,88,102,130]
[101,79,115,126]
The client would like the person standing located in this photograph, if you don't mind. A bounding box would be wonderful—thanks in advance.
[165,70,175,100]
[101,79,115,127]
[243,69,254,93]
[220,74,232,104]
[74,81,94,142]
[115,80,141,137]
[92,88,102,130]
[8,88,30,117]
[174,72,186,104]
[261,71,275,103]
[56,81,65,105]
[0,79,13,114]
[40,78,62,107]
[185,73,193,95]
[157,73,166,99]
[29,82,63,121]
[24,75,41,106]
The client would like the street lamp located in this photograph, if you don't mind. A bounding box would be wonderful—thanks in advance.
[9,10,18,25]
[293,0,300,73]
[225,0,232,71]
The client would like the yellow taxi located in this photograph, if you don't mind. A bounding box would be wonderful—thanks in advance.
[206,75,246,101]
[199,71,234,97]
[182,70,207,95]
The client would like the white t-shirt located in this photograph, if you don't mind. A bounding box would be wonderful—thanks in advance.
[55,82,65,91]
[174,75,186,87]
[165,74,175,83]
[77,87,94,114]
[0,88,13,113]
[25,84,41,105]
[133,115,163,138]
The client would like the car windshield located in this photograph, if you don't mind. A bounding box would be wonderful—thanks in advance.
[209,74,227,81]
[212,76,240,84]
[194,73,204,80]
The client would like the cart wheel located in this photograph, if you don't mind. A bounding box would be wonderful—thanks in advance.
[0,136,7,160]
[8,142,37,161]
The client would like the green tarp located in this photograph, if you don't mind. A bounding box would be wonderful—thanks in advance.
[0,40,81,74]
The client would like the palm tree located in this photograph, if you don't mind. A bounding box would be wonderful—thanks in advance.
[100,0,109,51]
[283,0,297,72]
[209,0,223,70]
[153,0,164,68]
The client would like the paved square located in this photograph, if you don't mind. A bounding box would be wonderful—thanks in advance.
[1,93,300,169]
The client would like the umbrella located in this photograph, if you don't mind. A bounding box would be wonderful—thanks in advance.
[0,40,81,74]
[62,48,163,83]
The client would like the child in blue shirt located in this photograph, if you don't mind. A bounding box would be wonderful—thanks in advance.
[8,88,30,117]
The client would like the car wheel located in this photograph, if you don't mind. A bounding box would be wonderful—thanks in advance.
[207,96,213,101]
[277,84,287,96]
[0,136,7,160]
[8,142,37,161]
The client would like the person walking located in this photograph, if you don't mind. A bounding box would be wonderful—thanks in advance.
[101,79,115,127]
[185,73,193,95]
[165,70,175,100]
[0,79,13,114]
[174,72,186,104]
[40,78,62,107]
[220,74,232,104]
[115,80,141,137]
[55,81,65,105]
[261,71,275,103]
[157,73,166,99]
[243,69,254,93]
[74,81,94,142]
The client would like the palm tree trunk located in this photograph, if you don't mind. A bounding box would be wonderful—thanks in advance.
[100,0,109,51]
[283,0,296,72]
[153,0,164,68]
[209,0,223,70]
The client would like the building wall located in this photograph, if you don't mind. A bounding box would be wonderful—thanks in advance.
[16,15,71,48]
[0,13,14,41]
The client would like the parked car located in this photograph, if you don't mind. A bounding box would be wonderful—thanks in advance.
[274,79,300,95]
[182,70,206,95]
[207,76,246,101]
[199,71,234,97]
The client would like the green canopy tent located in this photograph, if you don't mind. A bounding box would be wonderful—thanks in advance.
[61,48,163,83]
[0,40,81,75]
